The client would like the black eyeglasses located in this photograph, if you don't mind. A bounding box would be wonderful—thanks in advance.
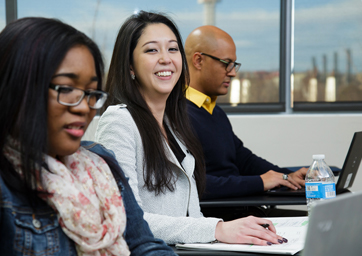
[200,52,241,73]
[49,84,108,109]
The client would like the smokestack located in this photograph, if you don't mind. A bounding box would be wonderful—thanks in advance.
[312,56,318,79]
[346,49,352,83]
[323,54,327,81]
[198,0,220,25]
[333,52,338,75]
[334,52,339,87]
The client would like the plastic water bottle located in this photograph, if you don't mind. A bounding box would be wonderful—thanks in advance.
[305,154,336,214]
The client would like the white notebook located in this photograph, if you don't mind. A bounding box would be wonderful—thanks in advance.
[176,216,308,255]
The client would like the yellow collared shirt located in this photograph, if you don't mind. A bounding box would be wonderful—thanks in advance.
[186,86,217,114]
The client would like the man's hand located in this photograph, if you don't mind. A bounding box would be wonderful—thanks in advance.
[261,170,302,191]
[288,167,308,187]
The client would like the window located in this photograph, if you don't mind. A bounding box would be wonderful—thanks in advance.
[216,0,281,107]
[17,0,204,72]
[7,0,361,113]
[17,0,282,112]
[293,0,362,111]
[0,0,5,30]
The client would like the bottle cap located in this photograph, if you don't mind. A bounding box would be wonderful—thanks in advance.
[312,154,325,160]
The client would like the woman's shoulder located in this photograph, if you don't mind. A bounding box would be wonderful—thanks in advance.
[102,104,130,117]
[99,104,134,125]
[96,104,138,141]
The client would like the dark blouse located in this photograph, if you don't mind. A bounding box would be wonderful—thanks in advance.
[164,124,186,167]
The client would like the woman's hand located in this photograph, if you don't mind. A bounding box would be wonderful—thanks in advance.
[214,216,287,245]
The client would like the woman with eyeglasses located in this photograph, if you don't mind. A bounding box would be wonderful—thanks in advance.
[0,17,176,256]
[95,11,287,246]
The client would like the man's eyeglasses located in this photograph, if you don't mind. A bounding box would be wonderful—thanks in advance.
[200,52,241,73]
[49,84,108,109]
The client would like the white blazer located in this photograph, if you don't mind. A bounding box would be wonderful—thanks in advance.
[95,105,221,244]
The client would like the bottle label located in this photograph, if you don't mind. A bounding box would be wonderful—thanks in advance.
[305,183,336,199]
[322,183,336,199]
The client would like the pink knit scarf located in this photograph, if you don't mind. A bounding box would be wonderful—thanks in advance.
[4,141,130,256]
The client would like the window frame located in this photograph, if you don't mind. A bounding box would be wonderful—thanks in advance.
[218,0,289,114]
[218,0,362,113]
[291,0,362,112]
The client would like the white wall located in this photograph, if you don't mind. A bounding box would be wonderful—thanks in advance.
[84,113,362,192]
[228,114,362,192]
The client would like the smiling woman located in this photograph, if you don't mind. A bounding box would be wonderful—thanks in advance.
[95,10,287,246]
[0,17,176,256]
[131,23,182,104]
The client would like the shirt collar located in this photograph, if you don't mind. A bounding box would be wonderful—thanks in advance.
[186,86,217,114]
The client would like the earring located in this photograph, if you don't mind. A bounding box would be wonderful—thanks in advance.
[131,73,135,80]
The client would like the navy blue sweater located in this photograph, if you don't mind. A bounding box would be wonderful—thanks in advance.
[186,100,291,199]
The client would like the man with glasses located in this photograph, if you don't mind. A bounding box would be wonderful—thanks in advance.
[185,26,307,219]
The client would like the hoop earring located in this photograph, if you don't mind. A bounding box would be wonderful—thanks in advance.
[131,73,135,80]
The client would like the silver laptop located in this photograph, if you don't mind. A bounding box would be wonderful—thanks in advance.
[302,190,362,256]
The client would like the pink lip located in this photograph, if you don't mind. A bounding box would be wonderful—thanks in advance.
[64,122,86,138]
[156,69,174,72]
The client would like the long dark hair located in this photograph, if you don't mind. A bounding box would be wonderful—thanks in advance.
[105,11,206,197]
[0,17,104,191]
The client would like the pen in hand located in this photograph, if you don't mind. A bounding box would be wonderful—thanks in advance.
[260,223,269,229]
[260,223,289,244]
